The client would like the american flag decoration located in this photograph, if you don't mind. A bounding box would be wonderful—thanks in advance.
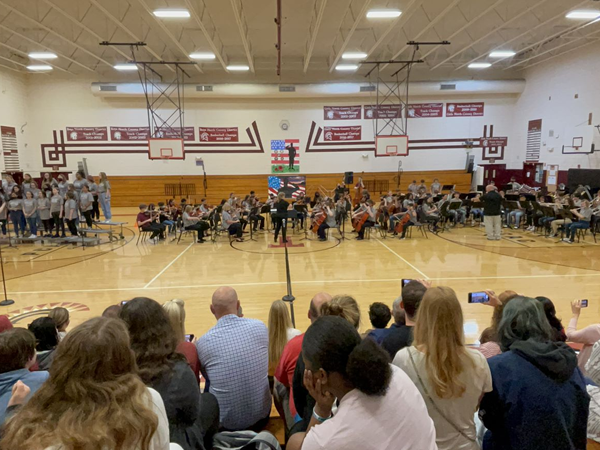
[268,176,306,199]
[1,126,20,171]
[271,139,300,166]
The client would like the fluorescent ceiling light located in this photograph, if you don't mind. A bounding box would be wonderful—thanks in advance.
[566,10,600,19]
[114,64,138,71]
[342,52,368,60]
[366,9,402,18]
[189,52,216,60]
[489,50,516,58]
[27,65,52,71]
[468,62,491,69]
[153,9,190,18]
[336,64,359,71]
[227,65,250,71]
[28,52,57,59]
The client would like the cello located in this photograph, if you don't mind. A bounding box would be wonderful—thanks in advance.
[311,211,326,233]
[395,210,412,235]
[353,177,364,208]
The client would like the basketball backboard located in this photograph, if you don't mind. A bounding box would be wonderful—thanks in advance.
[375,135,408,157]
[148,138,185,160]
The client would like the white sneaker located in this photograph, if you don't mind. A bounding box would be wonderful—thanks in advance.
[29,234,37,238]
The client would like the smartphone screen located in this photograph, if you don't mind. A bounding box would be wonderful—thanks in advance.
[468,292,489,304]
[120,301,128,306]
[581,299,589,308]
[185,334,194,342]
[402,279,412,287]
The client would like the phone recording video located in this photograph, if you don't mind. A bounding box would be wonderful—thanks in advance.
[402,279,412,287]
[185,334,194,343]
[468,292,489,304]
[581,299,589,308]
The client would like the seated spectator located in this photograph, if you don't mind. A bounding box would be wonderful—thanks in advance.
[48,307,70,341]
[121,297,219,450]
[566,299,600,374]
[382,281,426,359]
[391,297,406,326]
[28,317,59,371]
[364,302,391,344]
[0,315,13,333]
[393,286,492,449]
[585,341,600,443]
[286,316,437,450]
[476,290,518,359]
[274,293,331,429]
[268,300,301,379]
[535,296,566,342]
[196,287,271,431]
[0,328,49,425]
[479,297,589,450]
[163,298,201,383]
[1,317,171,450]
[102,304,122,318]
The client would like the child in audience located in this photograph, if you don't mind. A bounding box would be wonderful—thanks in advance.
[1,317,170,450]
[27,317,59,371]
[36,190,52,237]
[0,328,49,425]
[286,316,437,450]
[64,191,78,236]
[48,307,70,341]
[268,300,301,379]
[50,186,65,238]
[162,298,200,382]
[393,286,492,450]
[22,191,38,238]
[364,302,392,344]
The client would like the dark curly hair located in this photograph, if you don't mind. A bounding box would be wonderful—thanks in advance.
[119,297,183,384]
[303,316,391,396]
[535,296,566,342]
[368,302,391,329]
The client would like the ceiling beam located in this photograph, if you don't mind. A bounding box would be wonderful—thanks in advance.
[183,0,228,71]
[454,0,590,70]
[328,0,373,73]
[229,0,254,72]
[0,0,113,68]
[303,0,328,73]
[0,61,23,73]
[0,41,70,73]
[0,54,27,68]
[380,0,461,71]
[430,0,548,70]
[518,36,600,70]
[0,24,94,73]
[133,0,202,74]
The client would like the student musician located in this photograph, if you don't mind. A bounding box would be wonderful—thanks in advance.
[316,199,336,241]
[249,197,265,231]
[40,173,56,198]
[79,184,94,228]
[182,205,209,243]
[430,178,441,195]
[417,180,428,197]
[291,195,307,230]
[272,192,290,243]
[422,197,440,232]
[408,180,418,195]
[86,175,100,221]
[73,171,88,199]
[222,203,244,242]
[56,175,68,198]
[449,192,467,225]
[352,199,376,240]
[398,203,419,240]
[50,186,65,238]
[64,191,79,237]
[136,203,166,241]
[157,202,176,235]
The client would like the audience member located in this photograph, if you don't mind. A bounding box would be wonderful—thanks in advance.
[27,317,59,371]
[393,286,492,449]
[319,295,360,329]
[274,293,331,429]
[0,315,13,333]
[0,328,49,425]
[535,296,566,342]
[102,304,122,318]
[566,299,600,374]
[476,290,518,359]
[1,317,170,450]
[364,302,391,344]
[585,341,600,443]
[196,287,271,431]
[268,300,301,378]
[163,298,201,383]
[121,297,219,450]
[48,307,70,341]
[391,297,406,326]
[286,316,437,450]
[382,281,426,359]
[479,297,589,450]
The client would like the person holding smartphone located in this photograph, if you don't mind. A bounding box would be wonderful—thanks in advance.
[566,299,599,375]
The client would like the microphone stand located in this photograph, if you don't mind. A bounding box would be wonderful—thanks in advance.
[0,242,14,306]
[281,216,296,327]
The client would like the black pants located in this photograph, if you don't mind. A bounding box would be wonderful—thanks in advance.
[400,222,414,238]
[65,218,78,236]
[250,214,265,230]
[186,221,209,240]
[82,210,93,228]
[357,220,374,239]
[92,197,100,220]
[273,217,286,241]
[41,219,52,234]
[143,223,166,239]
[227,222,243,238]
[317,223,330,239]
[52,212,65,236]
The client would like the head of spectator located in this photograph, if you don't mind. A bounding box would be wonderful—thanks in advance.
[308,292,332,323]
[391,297,406,326]
[402,281,427,325]
[0,315,13,333]
[28,317,58,352]
[320,294,360,330]
[479,327,496,345]
[498,296,553,352]
[268,300,296,373]
[535,296,566,342]
[210,286,240,320]
[369,302,391,329]
[237,305,244,317]
[1,317,159,450]
[162,298,187,343]
[119,297,179,385]
[48,307,70,334]
[489,290,519,338]
[0,328,37,373]
[102,304,122,319]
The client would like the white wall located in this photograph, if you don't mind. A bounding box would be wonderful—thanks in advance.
[508,44,600,170]
[0,69,28,170]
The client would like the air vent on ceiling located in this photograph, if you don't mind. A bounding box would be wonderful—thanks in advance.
[360,85,376,92]
[440,83,456,91]
[196,85,213,92]
[99,85,117,92]
[279,85,296,92]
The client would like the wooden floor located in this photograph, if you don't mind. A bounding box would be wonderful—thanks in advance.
[2,207,600,343]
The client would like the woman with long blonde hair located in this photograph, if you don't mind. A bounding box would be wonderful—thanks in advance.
[0,317,169,450]
[268,300,301,377]
[393,286,492,450]
[163,298,200,382]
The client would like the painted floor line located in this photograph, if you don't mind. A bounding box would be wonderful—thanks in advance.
[375,239,429,279]
[143,242,195,289]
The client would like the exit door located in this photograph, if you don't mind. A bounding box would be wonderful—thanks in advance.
[523,162,544,187]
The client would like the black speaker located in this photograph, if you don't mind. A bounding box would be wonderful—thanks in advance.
[344,171,354,185]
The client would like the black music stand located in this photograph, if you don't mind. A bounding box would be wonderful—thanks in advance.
[0,242,14,306]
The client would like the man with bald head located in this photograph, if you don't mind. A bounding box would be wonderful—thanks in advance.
[481,184,502,240]
[274,292,331,428]
[196,287,271,431]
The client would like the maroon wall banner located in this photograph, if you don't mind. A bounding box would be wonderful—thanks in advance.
[324,105,362,120]
[481,137,508,147]
[155,127,196,141]
[1,126,20,171]
[199,127,239,142]
[323,126,362,141]
[446,103,484,117]
[526,119,542,161]
[364,105,402,119]
[110,127,150,140]
[407,103,444,118]
[66,127,108,141]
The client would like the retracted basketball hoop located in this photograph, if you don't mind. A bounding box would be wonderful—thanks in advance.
[148,138,184,160]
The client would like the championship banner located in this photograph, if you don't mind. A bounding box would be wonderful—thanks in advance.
[323,106,362,120]
[446,103,484,117]
[324,126,362,141]
[271,139,300,173]
[110,127,150,140]
[199,127,239,142]
[364,105,402,119]
[66,127,108,141]
[155,127,196,141]
[407,103,444,118]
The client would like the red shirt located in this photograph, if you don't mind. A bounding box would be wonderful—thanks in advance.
[136,212,148,228]
[274,333,304,417]
[176,341,201,383]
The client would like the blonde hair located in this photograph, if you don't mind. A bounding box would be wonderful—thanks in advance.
[48,307,69,331]
[268,300,292,371]
[413,286,473,399]
[184,205,193,214]
[163,299,186,343]
[320,295,361,330]
[277,192,285,200]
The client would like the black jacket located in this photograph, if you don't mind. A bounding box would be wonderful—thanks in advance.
[481,191,502,216]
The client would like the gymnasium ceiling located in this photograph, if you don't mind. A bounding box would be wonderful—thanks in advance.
[0,0,599,83]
